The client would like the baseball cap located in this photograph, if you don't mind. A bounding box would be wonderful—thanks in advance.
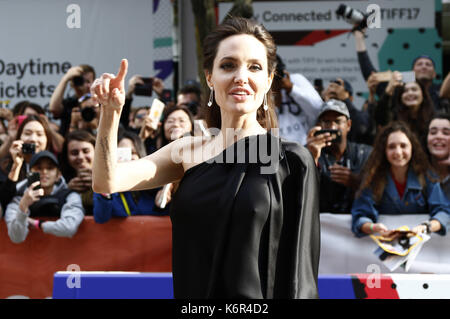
[318,99,350,119]
[29,150,59,168]
[412,55,436,69]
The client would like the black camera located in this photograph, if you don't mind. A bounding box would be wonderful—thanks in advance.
[73,76,85,87]
[336,4,369,30]
[22,143,36,155]
[81,106,96,122]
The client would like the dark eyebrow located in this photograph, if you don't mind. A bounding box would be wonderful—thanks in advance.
[219,56,263,64]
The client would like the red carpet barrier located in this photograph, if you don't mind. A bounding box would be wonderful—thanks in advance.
[0,216,172,299]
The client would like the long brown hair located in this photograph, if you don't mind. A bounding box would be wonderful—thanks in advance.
[202,16,278,130]
[394,81,434,143]
[357,121,433,202]
[15,115,53,151]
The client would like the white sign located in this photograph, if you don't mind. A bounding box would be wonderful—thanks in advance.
[0,0,173,110]
[219,1,435,30]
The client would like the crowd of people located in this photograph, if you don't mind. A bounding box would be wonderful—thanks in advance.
[0,61,203,242]
[0,24,448,247]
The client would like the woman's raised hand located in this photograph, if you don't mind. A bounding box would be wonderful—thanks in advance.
[90,59,128,111]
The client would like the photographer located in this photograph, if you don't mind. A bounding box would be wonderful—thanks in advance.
[306,100,372,213]
[322,77,375,145]
[353,29,447,113]
[271,55,322,146]
[176,82,202,118]
[49,64,96,136]
[0,115,54,212]
[60,130,95,215]
[3,151,84,243]
[68,94,100,135]
[121,75,169,130]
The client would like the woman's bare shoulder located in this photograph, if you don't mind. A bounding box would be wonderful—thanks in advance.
[171,135,218,172]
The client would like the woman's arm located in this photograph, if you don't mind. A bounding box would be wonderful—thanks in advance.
[91,59,184,194]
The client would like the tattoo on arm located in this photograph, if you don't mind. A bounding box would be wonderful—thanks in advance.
[100,136,112,174]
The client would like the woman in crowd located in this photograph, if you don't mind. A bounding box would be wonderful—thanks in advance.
[375,75,434,145]
[153,105,195,208]
[0,115,53,211]
[426,113,450,197]
[90,17,320,298]
[93,131,169,223]
[60,130,95,215]
[351,121,449,238]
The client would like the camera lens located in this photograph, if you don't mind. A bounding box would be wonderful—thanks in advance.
[73,76,85,87]
[81,107,96,122]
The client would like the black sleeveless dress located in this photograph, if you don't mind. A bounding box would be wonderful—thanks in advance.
[169,133,320,298]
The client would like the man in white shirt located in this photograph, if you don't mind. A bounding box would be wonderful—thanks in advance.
[271,55,323,146]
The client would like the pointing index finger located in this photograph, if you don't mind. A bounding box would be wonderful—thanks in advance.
[116,59,128,83]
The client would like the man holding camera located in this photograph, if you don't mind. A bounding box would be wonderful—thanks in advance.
[271,55,323,146]
[306,99,372,213]
[68,94,100,135]
[49,64,96,136]
[4,150,84,243]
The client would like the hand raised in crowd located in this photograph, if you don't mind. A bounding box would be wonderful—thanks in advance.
[152,77,165,97]
[0,108,13,122]
[91,59,128,110]
[366,72,380,102]
[9,140,25,167]
[385,71,403,96]
[329,163,359,189]
[306,126,336,165]
[139,116,160,140]
[324,78,349,101]
[126,75,145,99]
[63,66,84,82]
[19,181,44,213]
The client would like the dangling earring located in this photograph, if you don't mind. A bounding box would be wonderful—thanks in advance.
[263,93,268,111]
[207,87,214,107]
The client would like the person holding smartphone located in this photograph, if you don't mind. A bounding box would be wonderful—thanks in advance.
[306,99,372,213]
[4,151,84,243]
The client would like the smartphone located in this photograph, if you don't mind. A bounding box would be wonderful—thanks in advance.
[148,98,165,130]
[314,129,340,137]
[400,71,415,83]
[27,172,41,190]
[134,77,153,96]
[375,71,393,82]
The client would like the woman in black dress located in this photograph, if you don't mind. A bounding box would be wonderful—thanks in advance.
[90,17,320,299]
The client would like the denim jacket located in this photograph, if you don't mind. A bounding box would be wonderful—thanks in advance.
[351,169,450,237]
